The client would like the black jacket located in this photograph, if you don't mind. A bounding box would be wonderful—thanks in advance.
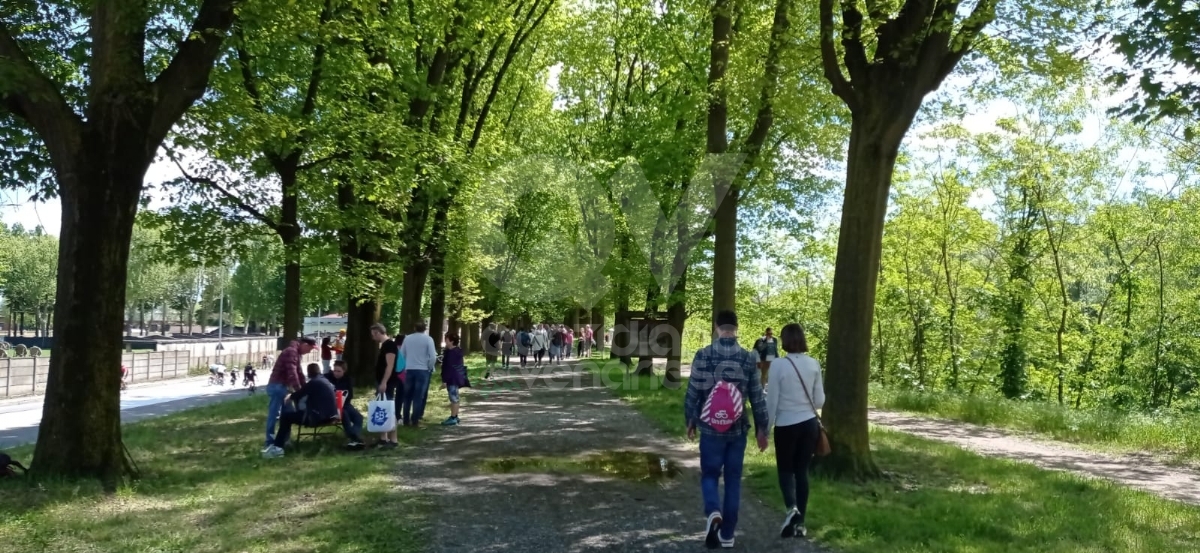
[290,375,338,421]
[324,371,354,404]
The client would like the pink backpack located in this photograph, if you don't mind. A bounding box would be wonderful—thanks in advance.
[700,380,743,432]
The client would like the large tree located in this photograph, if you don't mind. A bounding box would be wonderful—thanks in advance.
[0,0,238,483]
[817,0,998,477]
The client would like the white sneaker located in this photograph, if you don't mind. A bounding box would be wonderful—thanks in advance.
[719,535,735,548]
[261,445,285,459]
[780,507,801,538]
[705,512,722,549]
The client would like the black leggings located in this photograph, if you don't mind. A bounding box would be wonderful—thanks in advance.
[774,417,820,519]
[535,349,545,364]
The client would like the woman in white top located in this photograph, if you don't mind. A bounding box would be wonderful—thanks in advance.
[766,323,825,539]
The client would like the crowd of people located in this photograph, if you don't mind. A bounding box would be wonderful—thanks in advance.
[260,321,470,458]
[481,322,597,379]
[255,312,823,548]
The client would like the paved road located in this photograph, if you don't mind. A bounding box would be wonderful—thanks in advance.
[0,377,254,449]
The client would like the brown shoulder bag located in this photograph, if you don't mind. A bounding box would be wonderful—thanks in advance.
[785,356,831,456]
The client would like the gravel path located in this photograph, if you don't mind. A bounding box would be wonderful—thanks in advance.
[394,364,822,553]
[870,408,1200,505]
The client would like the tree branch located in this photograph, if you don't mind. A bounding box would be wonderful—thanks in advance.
[819,0,857,109]
[150,0,238,147]
[166,148,280,233]
[839,0,871,83]
[295,150,351,172]
[468,0,554,151]
[875,0,937,61]
[0,19,84,160]
[936,0,998,83]
[299,0,335,120]
[234,26,264,112]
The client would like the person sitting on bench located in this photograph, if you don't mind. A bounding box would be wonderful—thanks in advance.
[262,363,337,459]
[326,360,365,450]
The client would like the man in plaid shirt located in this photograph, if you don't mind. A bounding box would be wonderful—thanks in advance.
[684,310,769,549]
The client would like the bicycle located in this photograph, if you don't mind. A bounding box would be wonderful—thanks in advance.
[208,364,227,386]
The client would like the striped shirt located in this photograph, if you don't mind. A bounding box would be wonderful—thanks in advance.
[684,337,769,438]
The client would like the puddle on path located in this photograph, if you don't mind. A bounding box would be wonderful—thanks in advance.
[481,450,682,483]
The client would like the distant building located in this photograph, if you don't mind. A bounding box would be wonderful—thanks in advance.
[304,314,347,336]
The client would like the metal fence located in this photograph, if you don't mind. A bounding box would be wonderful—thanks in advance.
[1,351,193,399]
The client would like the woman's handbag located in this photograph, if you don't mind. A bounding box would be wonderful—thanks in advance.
[786,357,831,456]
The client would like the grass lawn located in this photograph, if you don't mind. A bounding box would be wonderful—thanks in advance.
[0,389,451,553]
[870,385,1200,465]
[588,360,1200,553]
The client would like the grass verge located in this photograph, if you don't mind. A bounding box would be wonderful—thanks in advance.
[870,385,1200,465]
[0,389,450,553]
[590,361,1200,553]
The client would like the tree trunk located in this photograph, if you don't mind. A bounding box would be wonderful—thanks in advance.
[466,322,481,353]
[664,271,687,385]
[282,241,302,341]
[447,277,462,339]
[590,303,605,355]
[707,0,735,321]
[819,112,908,480]
[32,144,145,484]
[637,284,660,376]
[400,261,430,336]
[429,261,447,353]
[344,294,381,385]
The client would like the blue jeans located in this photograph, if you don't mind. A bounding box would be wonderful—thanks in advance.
[265,383,290,447]
[342,402,364,441]
[402,370,432,425]
[699,433,747,540]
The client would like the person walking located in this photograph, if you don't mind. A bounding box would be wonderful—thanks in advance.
[753,327,780,385]
[550,325,564,365]
[517,327,532,368]
[684,310,768,549]
[263,337,317,451]
[483,323,501,379]
[371,324,401,449]
[532,324,549,367]
[399,321,438,427]
[564,327,574,360]
[766,323,824,539]
[320,336,333,372]
[501,326,514,371]
[440,333,470,426]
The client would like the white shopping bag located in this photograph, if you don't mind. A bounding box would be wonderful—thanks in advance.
[366,393,396,433]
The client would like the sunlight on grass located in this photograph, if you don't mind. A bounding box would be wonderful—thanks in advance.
[871,385,1200,464]
[0,390,450,553]
[588,360,1200,553]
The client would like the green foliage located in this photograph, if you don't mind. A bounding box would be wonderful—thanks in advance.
[599,362,1200,553]
[0,224,57,325]
[1111,0,1200,127]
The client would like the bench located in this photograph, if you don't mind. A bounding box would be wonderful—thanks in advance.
[293,391,349,445]
[295,415,342,445]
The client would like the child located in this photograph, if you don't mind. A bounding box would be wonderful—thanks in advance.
[440,334,469,426]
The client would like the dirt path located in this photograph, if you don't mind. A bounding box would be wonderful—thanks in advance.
[870,408,1200,505]
[394,364,822,553]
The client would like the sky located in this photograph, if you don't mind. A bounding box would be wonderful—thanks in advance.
[1,154,178,235]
